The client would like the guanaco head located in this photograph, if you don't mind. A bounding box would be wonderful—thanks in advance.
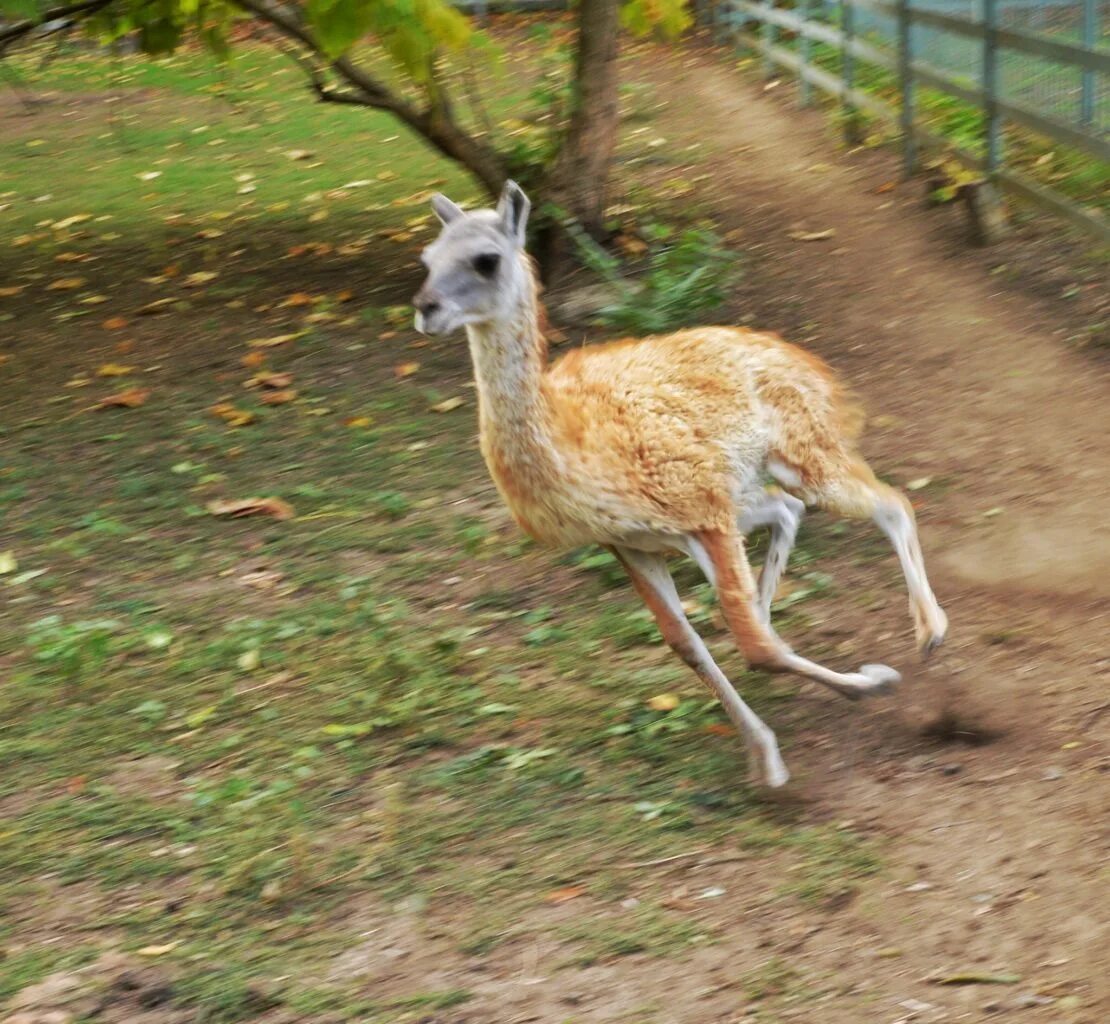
[413,180,531,336]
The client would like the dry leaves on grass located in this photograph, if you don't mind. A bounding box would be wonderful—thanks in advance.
[260,389,297,405]
[183,271,219,287]
[244,371,293,389]
[206,497,295,521]
[394,361,420,378]
[248,333,301,348]
[544,886,585,905]
[280,292,315,307]
[96,387,150,409]
[648,693,680,712]
[0,286,24,298]
[430,396,465,413]
[137,298,177,316]
[209,403,255,427]
[47,277,86,291]
[96,363,134,377]
[101,316,129,330]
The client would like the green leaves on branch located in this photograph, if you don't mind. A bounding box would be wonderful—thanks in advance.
[621,0,691,38]
[0,0,41,21]
[306,0,472,78]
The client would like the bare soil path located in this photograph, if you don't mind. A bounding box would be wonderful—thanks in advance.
[589,49,1110,1023]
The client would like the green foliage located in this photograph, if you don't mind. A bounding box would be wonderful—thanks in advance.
[26,616,119,688]
[573,220,740,334]
[622,0,692,37]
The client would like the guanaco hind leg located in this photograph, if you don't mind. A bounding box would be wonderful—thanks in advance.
[691,529,902,701]
[737,489,805,624]
[769,455,948,656]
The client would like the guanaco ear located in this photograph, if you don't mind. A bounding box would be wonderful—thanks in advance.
[431,193,464,226]
[496,180,530,248]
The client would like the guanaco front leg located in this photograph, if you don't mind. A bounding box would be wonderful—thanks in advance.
[611,545,790,788]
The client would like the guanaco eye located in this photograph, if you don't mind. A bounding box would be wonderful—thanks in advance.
[473,253,500,277]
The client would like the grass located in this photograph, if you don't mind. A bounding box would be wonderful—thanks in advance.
[0,35,892,1023]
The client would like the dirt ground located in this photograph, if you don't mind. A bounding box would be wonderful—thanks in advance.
[377,51,1110,1024]
[527,51,1110,1023]
[4,39,1108,1024]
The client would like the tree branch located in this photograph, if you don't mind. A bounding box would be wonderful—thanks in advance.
[232,0,507,196]
[0,0,114,54]
[231,0,412,116]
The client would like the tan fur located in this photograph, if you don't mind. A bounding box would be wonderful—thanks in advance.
[473,262,861,550]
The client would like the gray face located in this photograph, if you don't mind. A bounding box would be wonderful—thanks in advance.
[413,181,531,336]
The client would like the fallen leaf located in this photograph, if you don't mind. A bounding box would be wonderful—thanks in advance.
[137,298,177,315]
[137,942,178,956]
[394,362,420,378]
[285,149,314,161]
[96,387,150,409]
[0,550,16,574]
[344,416,373,428]
[136,171,162,181]
[0,286,24,298]
[430,396,465,413]
[244,371,293,389]
[96,363,135,377]
[787,229,836,242]
[615,233,648,257]
[261,389,297,405]
[248,333,301,348]
[280,292,315,307]
[52,213,93,230]
[648,693,680,712]
[102,315,129,330]
[934,972,1021,986]
[207,497,295,521]
[209,403,255,427]
[335,289,354,302]
[183,271,219,287]
[705,723,733,736]
[116,340,135,354]
[66,775,87,794]
[544,885,585,905]
[907,477,932,491]
[47,276,86,291]
[241,351,266,368]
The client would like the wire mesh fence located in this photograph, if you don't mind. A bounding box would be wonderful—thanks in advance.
[718,0,1108,237]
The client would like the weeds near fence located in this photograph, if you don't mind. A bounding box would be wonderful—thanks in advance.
[569,220,740,332]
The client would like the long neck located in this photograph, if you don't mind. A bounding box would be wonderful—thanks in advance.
[465,261,551,439]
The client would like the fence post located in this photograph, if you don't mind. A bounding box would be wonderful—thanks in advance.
[982,0,1001,177]
[799,0,813,106]
[897,0,916,174]
[841,0,862,142]
[1080,0,1096,128]
[762,0,776,78]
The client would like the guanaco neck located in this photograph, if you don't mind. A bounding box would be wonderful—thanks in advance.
[465,259,555,462]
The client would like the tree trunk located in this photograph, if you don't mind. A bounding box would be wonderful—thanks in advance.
[546,0,621,237]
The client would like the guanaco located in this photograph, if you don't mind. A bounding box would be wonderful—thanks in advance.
[413,182,947,787]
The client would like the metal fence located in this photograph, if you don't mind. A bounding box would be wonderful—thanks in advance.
[717,0,1109,239]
